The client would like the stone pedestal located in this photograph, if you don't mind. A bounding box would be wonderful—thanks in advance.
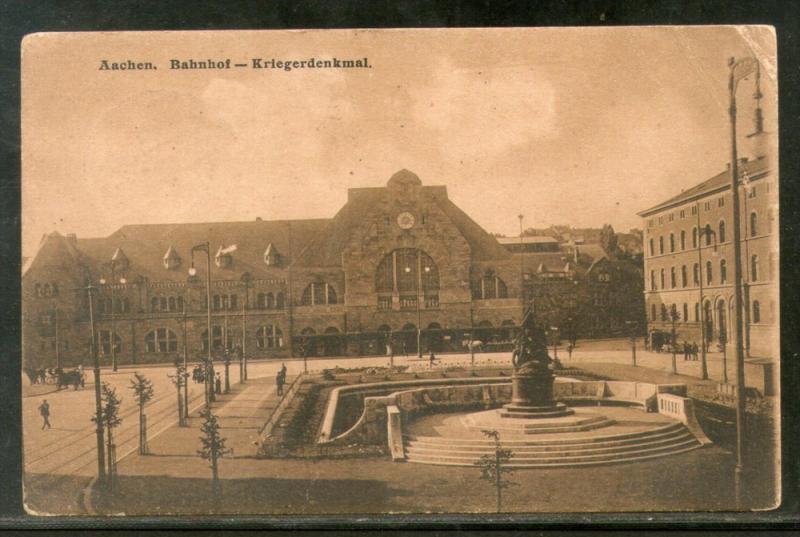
[501,369,573,419]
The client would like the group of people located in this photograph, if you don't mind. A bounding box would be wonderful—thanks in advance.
[681,341,702,361]
[25,365,85,389]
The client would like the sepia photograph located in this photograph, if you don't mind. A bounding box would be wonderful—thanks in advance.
[20,26,779,516]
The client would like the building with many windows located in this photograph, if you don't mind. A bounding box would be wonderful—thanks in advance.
[638,132,777,361]
[23,170,528,367]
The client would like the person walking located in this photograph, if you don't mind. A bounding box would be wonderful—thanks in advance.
[429,350,437,369]
[692,342,699,361]
[280,363,287,379]
[276,370,285,396]
[215,372,222,395]
[38,399,51,430]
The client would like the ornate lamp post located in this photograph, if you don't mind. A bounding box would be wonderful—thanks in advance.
[99,261,126,372]
[696,212,716,381]
[729,56,759,501]
[82,280,106,484]
[190,242,214,406]
[625,320,638,367]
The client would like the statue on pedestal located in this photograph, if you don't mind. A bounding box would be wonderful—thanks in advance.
[511,307,552,376]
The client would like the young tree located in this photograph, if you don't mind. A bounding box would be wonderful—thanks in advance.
[129,372,155,454]
[475,429,516,513]
[92,382,123,492]
[198,407,231,501]
[168,363,189,427]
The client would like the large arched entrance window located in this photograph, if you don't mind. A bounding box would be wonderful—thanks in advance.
[703,301,713,343]
[716,300,727,344]
[375,248,439,309]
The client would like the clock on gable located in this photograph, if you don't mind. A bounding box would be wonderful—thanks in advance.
[397,211,416,229]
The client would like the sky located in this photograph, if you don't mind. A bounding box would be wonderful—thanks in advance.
[21,26,777,258]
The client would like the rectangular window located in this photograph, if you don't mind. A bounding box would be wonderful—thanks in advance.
[658,216,663,224]
[704,201,711,211]
[691,206,697,215]
[668,213,674,222]
[748,186,757,198]
[679,210,685,219]
[718,197,725,207]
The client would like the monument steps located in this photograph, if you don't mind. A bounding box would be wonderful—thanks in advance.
[461,415,617,434]
[404,434,701,467]
[405,421,686,447]
[405,429,695,457]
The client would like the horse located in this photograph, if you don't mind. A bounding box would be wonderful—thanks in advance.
[57,369,82,391]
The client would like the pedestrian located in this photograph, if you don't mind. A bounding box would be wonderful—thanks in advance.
[280,362,287,379]
[429,350,437,368]
[567,343,573,360]
[215,373,222,394]
[692,342,699,361]
[38,399,51,430]
[276,371,284,396]
[402,341,408,358]
[682,341,689,361]
[77,364,85,388]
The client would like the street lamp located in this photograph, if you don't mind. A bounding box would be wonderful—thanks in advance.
[729,56,758,501]
[696,212,716,381]
[239,272,252,382]
[403,254,426,359]
[190,242,214,406]
[669,306,679,375]
[98,261,125,372]
[82,280,106,484]
[625,320,638,367]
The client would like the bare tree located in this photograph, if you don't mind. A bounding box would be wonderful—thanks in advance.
[129,372,155,454]
[475,429,516,513]
[198,407,231,502]
[92,382,122,493]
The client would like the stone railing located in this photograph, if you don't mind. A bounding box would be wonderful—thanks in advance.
[258,373,305,442]
[386,405,405,461]
[657,393,712,445]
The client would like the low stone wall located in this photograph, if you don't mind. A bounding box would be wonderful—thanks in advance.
[318,377,692,446]
[657,393,712,445]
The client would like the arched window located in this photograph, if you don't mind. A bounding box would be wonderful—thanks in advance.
[650,303,656,321]
[680,230,686,250]
[201,326,224,351]
[659,236,664,255]
[670,303,678,321]
[669,233,675,253]
[750,211,758,237]
[751,255,759,281]
[706,261,713,284]
[151,297,159,312]
[477,270,508,299]
[752,301,761,323]
[276,292,285,309]
[719,220,726,242]
[650,270,656,290]
[256,325,283,348]
[683,303,689,323]
[257,293,266,309]
[660,269,665,289]
[266,292,274,309]
[692,227,698,248]
[302,281,339,306]
[376,249,439,295]
[159,297,167,311]
[720,259,727,283]
[660,304,668,321]
[694,302,700,322]
[681,265,688,288]
[704,224,712,246]
[99,330,122,356]
[649,239,654,256]
[145,328,177,353]
[693,263,700,285]
[670,267,676,288]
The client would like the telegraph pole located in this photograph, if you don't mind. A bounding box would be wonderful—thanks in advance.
[86,282,106,484]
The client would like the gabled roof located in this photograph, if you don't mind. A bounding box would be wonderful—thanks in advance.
[639,157,770,216]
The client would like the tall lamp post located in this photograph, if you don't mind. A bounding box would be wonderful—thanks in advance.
[99,261,125,372]
[403,249,428,358]
[190,242,214,406]
[695,207,714,381]
[181,304,189,422]
[240,272,252,382]
[625,320,638,367]
[729,56,758,501]
[83,281,106,484]
[669,306,679,375]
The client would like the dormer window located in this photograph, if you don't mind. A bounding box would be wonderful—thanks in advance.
[163,245,181,270]
[111,247,129,271]
[215,244,237,269]
[263,243,281,267]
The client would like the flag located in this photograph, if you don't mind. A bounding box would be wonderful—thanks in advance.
[217,244,238,256]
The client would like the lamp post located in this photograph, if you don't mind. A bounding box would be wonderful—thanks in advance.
[403,250,427,359]
[190,242,214,407]
[695,206,714,381]
[729,56,758,501]
[239,272,252,382]
[223,315,231,394]
[669,307,679,375]
[518,214,525,314]
[99,261,124,372]
[625,320,638,367]
[83,281,106,484]
[181,304,189,422]
[53,307,60,370]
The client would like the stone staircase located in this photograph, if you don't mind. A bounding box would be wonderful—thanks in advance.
[403,422,702,468]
